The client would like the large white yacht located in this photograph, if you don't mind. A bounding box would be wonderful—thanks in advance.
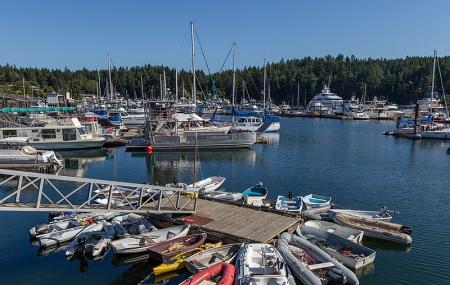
[0,118,105,150]
[306,85,343,114]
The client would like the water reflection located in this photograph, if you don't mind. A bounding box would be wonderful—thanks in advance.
[58,149,111,177]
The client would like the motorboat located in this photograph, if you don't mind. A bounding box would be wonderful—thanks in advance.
[235,243,295,285]
[65,221,114,258]
[110,225,190,254]
[275,195,303,212]
[231,116,280,133]
[111,213,157,237]
[147,233,207,263]
[276,232,359,285]
[306,85,343,114]
[241,182,268,205]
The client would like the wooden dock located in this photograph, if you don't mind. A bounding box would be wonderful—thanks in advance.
[154,198,301,243]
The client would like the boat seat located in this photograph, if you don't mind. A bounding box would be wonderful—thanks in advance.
[307,262,335,271]
[212,252,227,260]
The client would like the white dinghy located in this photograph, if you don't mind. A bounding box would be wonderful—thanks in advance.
[111,225,190,254]
[300,220,364,243]
[65,221,114,258]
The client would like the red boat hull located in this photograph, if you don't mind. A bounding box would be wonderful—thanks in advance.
[179,262,235,285]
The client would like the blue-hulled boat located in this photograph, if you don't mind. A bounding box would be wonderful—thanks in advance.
[275,195,303,212]
[302,194,332,209]
[242,182,268,205]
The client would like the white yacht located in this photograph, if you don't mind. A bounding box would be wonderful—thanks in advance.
[231,117,280,133]
[0,118,105,150]
[363,97,391,120]
[343,97,369,120]
[307,85,343,114]
[153,112,232,135]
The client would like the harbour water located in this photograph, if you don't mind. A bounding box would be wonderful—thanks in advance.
[1,117,449,284]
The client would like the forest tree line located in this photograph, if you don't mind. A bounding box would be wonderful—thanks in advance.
[0,54,448,105]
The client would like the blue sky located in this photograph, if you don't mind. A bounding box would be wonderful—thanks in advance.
[0,0,448,71]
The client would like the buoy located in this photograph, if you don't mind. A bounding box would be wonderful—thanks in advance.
[146,145,153,154]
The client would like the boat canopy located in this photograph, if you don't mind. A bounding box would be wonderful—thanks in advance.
[0,107,76,113]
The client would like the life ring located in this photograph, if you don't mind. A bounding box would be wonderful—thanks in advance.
[179,262,235,285]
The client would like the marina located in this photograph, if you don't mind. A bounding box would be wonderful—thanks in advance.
[1,2,450,284]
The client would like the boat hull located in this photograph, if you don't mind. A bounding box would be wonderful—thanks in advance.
[30,139,105,150]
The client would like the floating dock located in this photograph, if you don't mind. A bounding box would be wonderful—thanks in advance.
[152,198,301,243]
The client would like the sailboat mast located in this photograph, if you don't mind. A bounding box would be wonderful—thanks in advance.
[191,21,196,104]
[107,54,113,102]
[431,50,436,115]
[263,58,267,111]
[163,70,167,99]
[175,69,178,103]
[297,82,300,110]
[159,74,163,99]
[140,75,144,101]
[232,42,236,107]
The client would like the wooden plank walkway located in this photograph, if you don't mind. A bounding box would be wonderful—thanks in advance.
[189,199,301,243]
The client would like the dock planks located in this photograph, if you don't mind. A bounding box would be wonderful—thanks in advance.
[192,199,300,243]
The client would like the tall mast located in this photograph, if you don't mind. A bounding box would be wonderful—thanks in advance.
[242,80,245,104]
[263,58,267,111]
[297,82,300,110]
[163,70,167,98]
[140,75,144,101]
[97,70,101,101]
[232,42,236,107]
[175,69,178,103]
[159,74,163,99]
[107,54,113,102]
[190,21,196,104]
[431,50,436,114]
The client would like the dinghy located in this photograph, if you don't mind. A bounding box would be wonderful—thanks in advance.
[30,219,85,238]
[37,221,92,248]
[302,194,332,209]
[328,208,392,221]
[333,212,412,245]
[275,195,303,212]
[203,190,243,202]
[111,225,190,254]
[188,176,226,194]
[111,213,157,237]
[276,232,359,285]
[302,204,332,221]
[65,221,115,258]
[147,233,207,263]
[235,243,295,285]
[180,262,235,285]
[184,243,241,273]
[241,182,268,205]
[299,220,364,243]
[298,225,375,269]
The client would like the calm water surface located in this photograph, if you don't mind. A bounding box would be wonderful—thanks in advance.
[1,118,449,285]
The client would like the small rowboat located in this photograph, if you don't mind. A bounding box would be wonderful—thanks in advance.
[275,195,303,212]
[302,194,331,209]
[203,191,243,202]
[188,176,226,194]
[184,243,242,273]
[147,233,207,263]
[241,182,268,205]
[179,262,235,285]
[333,212,412,245]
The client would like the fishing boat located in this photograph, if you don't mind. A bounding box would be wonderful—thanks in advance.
[184,243,241,273]
[65,221,116,258]
[147,233,207,263]
[153,242,222,275]
[299,220,364,243]
[203,190,243,202]
[297,225,375,269]
[241,182,268,205]
[180,262,235,285]
[275,195,303,212]
[276,232,359,285]
[328,208,392,221]
[235,243,295,285]
[302,194,332,209]
[333,212,412,245]
[110,225,190,254]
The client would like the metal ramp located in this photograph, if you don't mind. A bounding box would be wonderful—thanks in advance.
[0,169,197,214]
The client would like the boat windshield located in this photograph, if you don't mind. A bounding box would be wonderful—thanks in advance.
[77,128,87,136]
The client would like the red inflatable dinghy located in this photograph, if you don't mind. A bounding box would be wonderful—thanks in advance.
[179,262,235,285]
